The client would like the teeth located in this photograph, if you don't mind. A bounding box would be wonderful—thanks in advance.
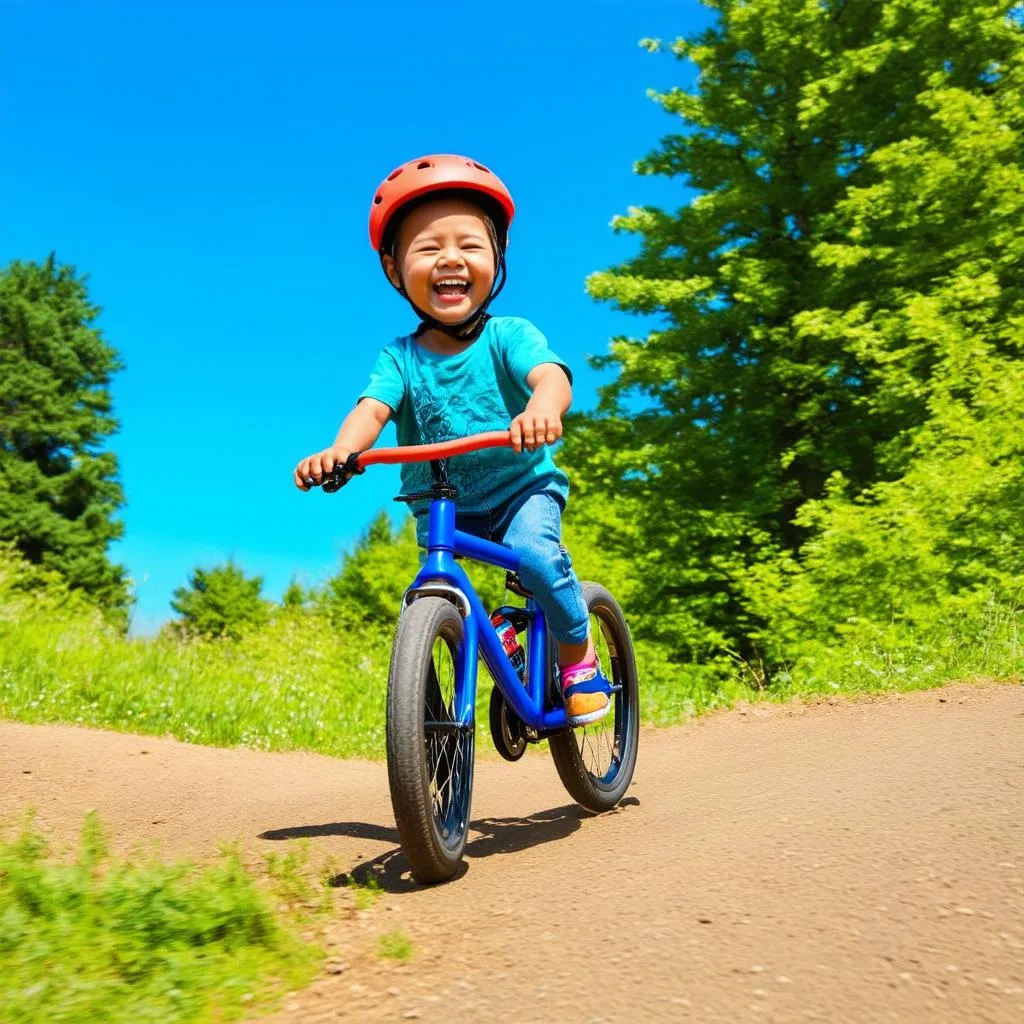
[436,278,469,288]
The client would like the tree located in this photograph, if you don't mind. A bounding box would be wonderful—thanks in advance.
[281,577,308,610]
[317,510,508,626]
[170,561,269,639]
[746,5,1024,659]
[318,512,424,626]
[573,0,1024,667]
[0,255,127,611]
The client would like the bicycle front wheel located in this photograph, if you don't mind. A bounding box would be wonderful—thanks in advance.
[549,582,639,813]
[386,596,475,884]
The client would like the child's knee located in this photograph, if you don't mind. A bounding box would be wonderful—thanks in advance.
[516,540,572,593]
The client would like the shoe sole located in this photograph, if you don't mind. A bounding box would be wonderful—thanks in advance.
[566,702,611,728]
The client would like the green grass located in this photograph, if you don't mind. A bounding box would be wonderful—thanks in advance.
[0,813,323,1024]
[377,930,414,961]
[1,568,1021,761]
[754,601,1024,703]
[349,872,382,911]
[261,839,335,914]
[0,604,393,759]
[0,601,733,756]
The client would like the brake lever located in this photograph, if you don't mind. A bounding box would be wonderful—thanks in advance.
[309,451,364,493]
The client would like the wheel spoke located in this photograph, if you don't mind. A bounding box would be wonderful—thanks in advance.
[389,598,478,884]
[421,628,473,845]
[572,609,630,785]
[546,585,637,822]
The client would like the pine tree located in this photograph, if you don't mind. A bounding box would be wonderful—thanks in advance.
[170,561,269,639]
[282,577,307,610]
[0,256,128,611]
[319,513,421,626]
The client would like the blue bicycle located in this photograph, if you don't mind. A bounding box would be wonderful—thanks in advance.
[318,431,640,884]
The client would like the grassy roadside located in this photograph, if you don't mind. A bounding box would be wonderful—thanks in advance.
[0,812,329,1024]
[1,584,1021,759]
[0,610,393,759]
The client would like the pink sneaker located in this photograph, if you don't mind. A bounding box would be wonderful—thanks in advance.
[561,659,612,726]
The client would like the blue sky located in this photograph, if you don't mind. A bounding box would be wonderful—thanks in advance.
[3,0,710,632]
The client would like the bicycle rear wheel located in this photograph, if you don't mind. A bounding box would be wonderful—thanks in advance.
[386,597,474,884]
[549,582,639,813]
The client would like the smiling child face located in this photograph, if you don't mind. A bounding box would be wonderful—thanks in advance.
[383,197,496,325]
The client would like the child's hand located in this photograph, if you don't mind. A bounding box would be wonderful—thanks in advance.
[509,409,563,454]
[294,446,351,490]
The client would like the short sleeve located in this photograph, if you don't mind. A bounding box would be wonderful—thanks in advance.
[501,318,573,391]
[358,344,405,415]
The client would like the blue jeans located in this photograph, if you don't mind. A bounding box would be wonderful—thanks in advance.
[415,485,590,645]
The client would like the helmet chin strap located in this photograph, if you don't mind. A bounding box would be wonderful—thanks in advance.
[414,309,489,342]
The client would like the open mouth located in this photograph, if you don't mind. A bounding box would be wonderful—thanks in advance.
[432,277,472,302]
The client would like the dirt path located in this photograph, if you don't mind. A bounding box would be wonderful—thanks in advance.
[2,683,1022,1023]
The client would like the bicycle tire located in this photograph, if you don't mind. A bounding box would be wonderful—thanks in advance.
[386,596,474,884]
[549,582,640,813]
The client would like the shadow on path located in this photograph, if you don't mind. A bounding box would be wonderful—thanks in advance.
[259,821,399,844]
[258,797,639,893]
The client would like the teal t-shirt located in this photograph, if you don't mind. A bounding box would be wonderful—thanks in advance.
[358,316,571,515]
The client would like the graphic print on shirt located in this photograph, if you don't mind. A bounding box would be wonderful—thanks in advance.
[407,375,512,504]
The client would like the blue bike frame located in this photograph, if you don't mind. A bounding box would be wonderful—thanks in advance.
[407,496,569,734]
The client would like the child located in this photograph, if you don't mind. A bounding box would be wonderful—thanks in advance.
[294,154,611,726]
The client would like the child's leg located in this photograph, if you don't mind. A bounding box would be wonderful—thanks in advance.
[500,492,610,724]
[555,635,594,669]
[499,491,589,660]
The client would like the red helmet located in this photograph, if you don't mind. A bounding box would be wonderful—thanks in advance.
[369,154,516,251]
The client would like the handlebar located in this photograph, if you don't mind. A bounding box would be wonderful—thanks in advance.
[309,430,514,493]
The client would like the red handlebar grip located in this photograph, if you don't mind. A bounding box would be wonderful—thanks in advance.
[357,430,513,468]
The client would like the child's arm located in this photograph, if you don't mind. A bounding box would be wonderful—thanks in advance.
[294,398,393,490]
[510,363,572,454]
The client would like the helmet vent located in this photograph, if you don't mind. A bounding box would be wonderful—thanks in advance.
[386,168,404,181]
[373,194,383,204]
[416,160,432,170]
[472,162,491,173]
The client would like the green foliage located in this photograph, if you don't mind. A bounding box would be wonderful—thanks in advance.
[763,601,1024,699]
[1,548,391,756]
[743,0,1024,667]
[572,0,1024,679]
[744,339,1024,670]
[315,510,507,626]
[0,536,1020,762]
[0,538,723,754]
[170,560,269,640]
[0,541,97,620]
[0,813,320,1024]
[281,577,307,610]
[0,255,128,614]
[317,512,420,625]
[261,840,334,914]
